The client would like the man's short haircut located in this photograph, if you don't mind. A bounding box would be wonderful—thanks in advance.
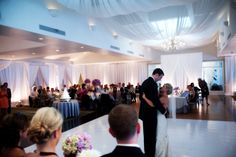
[152,68,164,76]
[108,105,138,141]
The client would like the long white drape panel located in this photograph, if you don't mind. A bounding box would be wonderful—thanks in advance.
[225,56,236,94]
[58,64,73,88]
[161,53,202,90]
[29,65,39,88]
[0,62,30,102]
[65,64,73,87]
[48,63,60,89]
[72,65,86,84]
[74,62,147,85]
[39,65,49,87]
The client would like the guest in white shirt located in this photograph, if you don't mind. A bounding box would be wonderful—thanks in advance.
[30,86,38,98]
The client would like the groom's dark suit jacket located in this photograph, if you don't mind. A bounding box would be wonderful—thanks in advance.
[139,77,166,157]
[100,146,147,157]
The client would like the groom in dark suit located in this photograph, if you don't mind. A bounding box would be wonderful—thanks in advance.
[101,105,147,157]
[139,68,166,157]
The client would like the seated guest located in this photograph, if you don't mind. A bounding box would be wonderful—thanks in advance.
[187,85,196,103]
[27,107,63,157]
[190,82,200,103]
[101,105,147,157]
[0,112,29,157]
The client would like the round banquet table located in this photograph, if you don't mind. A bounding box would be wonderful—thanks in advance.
[52,99,80,118]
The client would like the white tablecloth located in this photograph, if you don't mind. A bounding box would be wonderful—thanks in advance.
[168,96,189,118]
[52,100,80,118]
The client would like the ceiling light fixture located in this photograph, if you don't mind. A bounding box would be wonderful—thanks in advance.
[56,49,60,52]
[88,23,95,31]
[162,38,186,51]
[80,46,84,49]
[32,52,36,55]
[38,37,44,41]
[112,32,118,39]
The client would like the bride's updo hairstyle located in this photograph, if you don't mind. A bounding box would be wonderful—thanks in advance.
[27,107,63,144]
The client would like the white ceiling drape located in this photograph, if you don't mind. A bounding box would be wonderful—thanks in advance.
[56,0,229,49]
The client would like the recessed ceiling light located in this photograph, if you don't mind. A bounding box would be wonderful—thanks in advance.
[56,49,60,52]
[32,52,36,55]
[80,46,84,49]
[38,37,44,40]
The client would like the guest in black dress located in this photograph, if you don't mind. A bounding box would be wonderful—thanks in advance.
[198,78,210,106]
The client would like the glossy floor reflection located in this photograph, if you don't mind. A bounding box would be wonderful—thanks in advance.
[25,115,236,157]
[176,95,236,121]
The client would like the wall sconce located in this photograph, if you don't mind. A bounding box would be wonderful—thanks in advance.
[89,23,95,31]
[112,32,118,39]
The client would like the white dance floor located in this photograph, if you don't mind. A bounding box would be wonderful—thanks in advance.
[25,115,236,157]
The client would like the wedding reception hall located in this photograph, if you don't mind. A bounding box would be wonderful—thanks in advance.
[0,0,236,157]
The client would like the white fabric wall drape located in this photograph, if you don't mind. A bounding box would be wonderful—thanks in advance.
[0,61,148,103]
[48,63,60,89]
[74,62,147,85]
[225,56,236,95]
[39,66,49,86]
[72,65,86,84]
[161,53,202,90]
[29,65,39,88]
[0,62,30,102]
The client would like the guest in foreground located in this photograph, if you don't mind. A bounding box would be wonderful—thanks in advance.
[101,105,146,157]
[0,112,29,157]
[27,107,63,157]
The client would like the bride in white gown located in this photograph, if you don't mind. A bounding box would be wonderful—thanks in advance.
[142,85,172,157]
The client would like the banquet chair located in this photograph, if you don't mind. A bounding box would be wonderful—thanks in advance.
[188,92,200,111]
[98,94,115,114]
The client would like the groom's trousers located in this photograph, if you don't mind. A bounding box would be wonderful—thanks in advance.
[142,105,157,157]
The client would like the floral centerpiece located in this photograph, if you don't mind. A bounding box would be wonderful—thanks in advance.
[62,133,101,157]
[173,86,180,95]
[92,79,101,86]
[84,79,91,84]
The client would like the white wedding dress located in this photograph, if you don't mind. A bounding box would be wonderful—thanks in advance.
[155,111,172,157]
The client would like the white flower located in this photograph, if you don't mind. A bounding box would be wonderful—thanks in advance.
[78,149,101,157]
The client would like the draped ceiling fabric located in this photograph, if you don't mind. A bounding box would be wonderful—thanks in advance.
[57,0,229,50]
[161,53,202,90]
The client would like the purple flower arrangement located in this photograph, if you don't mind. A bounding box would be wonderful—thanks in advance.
[62,133,92,156]
[92,79,101,86]
[84,79,91,84]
